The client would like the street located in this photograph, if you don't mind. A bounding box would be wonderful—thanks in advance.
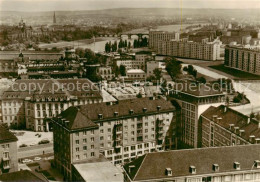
[18,143,53,159]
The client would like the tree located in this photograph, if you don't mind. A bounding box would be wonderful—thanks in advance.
[153,68,162,81]
[119,65,126,76]
[165,57,181,79]
[136,92,142,98]
[75,48,85,58]
[197,77,206,84]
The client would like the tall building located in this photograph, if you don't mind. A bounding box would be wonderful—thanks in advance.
[224,44,260,75]
[0,124,18,174]
[157,39,221,61]
[149,31,179,50]
[53,11,56,24]
[123,144,260,182]
[1,79,102,131]
[199,105,260,148]
[52,97,177,180]
[170,81,225,148]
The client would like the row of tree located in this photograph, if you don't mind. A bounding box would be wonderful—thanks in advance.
[105,39,132,53]
[133,37,148,48]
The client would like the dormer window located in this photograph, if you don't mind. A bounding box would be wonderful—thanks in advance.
[165,168,172,176]
[129,109,134,115]
[213,164,219,172]
[143,108,147,113]
[98,114,103,119]
[189,166,196,174]
[114,112,119,117]
[234,162,240,170]
[157,106,161,111]
[255,160,260,168]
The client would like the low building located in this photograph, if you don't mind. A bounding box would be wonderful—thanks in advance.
[1,79,102,131]
[97,66,114,80]
[72,159,123,182]
[52,97,176,180]
[126,69,146,81]
[146,61,166,77]
[124,144,260,182]
[199,105,260,148]
[0,124,18,174]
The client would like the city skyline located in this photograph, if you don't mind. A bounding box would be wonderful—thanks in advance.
[1,0,260,12]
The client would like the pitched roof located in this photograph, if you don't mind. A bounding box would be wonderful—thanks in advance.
[0,124,18,144]
[124,145,260,181]
[201,105,260,141]
[59,107,98,130]
[0,170,47,182]
[57,97,175,131]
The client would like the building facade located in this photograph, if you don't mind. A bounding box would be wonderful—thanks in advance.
[52,97,176,180]
[199,105,260,148]
[149,31,180,51]
[170,82,225,148]
[126,69,146,81]
[224,45,260,75]
[157,39,221,61]
[96,66,114,80]
[1,79,102,131]
[0,124,18,175]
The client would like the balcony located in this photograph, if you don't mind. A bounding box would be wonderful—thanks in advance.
[3,165,10,170]
[2,156,9,161]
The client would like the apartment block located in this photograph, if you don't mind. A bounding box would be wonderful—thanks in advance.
[170,81,225,148]
[199,105,260,148]
[149,31,180,51]
[124,144,260,182]
[1,79,102,131]
[0,124,18,174]
[157,39,221,61]
[224,44,260,75]
[52,97,176,180]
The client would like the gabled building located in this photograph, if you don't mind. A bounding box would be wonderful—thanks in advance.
[52,97,177,180]
[199,105,260,148]
[124,144,260,182]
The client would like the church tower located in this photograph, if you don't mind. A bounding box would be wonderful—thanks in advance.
[53,11,56,24]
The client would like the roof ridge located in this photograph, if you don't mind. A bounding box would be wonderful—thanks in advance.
[133,154,147,181]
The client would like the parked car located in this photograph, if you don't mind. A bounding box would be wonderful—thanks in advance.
[34,157,41,161]
[30,143,36,146]
[19,144,27,148]
[22,159,33,163]
[38,139,50,145]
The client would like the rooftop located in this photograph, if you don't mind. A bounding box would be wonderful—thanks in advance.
[0,170,47,182]
[124,144,260,181]
[73,161,123,182]
[127,69,145,74]
[0,124,18,144]
[201,105,260,142]
[57,97,175,131]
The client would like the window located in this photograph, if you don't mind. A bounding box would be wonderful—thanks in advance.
[83,131,87,136]
[83,154,87,159]
[76,147,79,152]
[131,146,136,150]
[83,139,87,143]
[91,130,94,134]
[76,155,80,160]
[83,146,87,151]
[91,137,94,142]
[108,128,111,132]
[100,136,104,140]
[91,145,94,149]
[108,135,111,140]
[76,140,79,144]
[100,122,103,127]
[91,152,95,157]
[100,129,104,134]
[75,132,79,137]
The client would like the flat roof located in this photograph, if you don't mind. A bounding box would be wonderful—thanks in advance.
[73,161,123,182]
[127,69,145,74]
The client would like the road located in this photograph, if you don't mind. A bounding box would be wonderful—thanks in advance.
[18,143,53,159]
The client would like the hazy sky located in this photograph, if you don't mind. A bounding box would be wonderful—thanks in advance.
[1,0,260,11]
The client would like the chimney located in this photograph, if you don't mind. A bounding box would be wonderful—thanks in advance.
[128,165,135,173]
[149,96,155,100]
[254,160,260,169]
[217,117,222,123]
[212,115,218,122]
[247,117,250,124]
[224,106,227,113]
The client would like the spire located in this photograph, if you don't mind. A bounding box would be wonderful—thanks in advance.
[53,11,56,24]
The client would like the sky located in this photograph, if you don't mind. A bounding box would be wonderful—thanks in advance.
[0,0,260,12]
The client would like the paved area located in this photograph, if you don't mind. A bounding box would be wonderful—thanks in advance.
[18,143,53,159]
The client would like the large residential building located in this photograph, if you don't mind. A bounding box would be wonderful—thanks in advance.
[124,144,260,182]
[170,81,225,148]
[157,39,221,61]
[149,31,180,50]
[52,97,176,180]
[224,44,260,75]
[1,79,102,131]
[0,124,18,174]
[199,105,260,148]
